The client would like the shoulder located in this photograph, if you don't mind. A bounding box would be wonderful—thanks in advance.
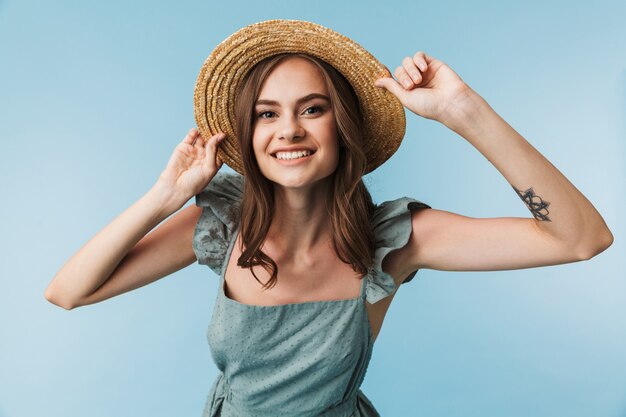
[192,171,245,274]
[371,197,432,256]
[196,171,244,207]
[364,196,432,303]
[194,171,244,226]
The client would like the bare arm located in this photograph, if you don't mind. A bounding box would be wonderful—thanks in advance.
[68,204,204,309]
[376,51,612,276]
[45,184,186,310]
[442,89,613,257]
[44,128,225,310]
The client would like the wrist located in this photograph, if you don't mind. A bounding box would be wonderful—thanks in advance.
[439,87,489,134]
[147,181,188,218]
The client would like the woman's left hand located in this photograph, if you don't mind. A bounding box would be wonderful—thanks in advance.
[374,51,474,124]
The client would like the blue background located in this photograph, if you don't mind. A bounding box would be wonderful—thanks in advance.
[1,0,624,416]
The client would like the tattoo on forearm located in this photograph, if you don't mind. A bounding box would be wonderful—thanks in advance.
[511,185,552,222]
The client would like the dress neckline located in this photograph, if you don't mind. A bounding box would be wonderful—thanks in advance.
[219,226,367,309]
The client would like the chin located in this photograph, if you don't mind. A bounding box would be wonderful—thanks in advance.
[262,167,337,190]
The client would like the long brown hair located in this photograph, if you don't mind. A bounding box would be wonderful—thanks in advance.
[233,53,375,290]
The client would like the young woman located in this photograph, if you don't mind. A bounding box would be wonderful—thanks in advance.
[45,19,613,417]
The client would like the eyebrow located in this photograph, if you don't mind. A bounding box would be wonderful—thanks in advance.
[255,93,330,106]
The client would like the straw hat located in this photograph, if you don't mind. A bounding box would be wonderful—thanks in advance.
[193,19,406,175]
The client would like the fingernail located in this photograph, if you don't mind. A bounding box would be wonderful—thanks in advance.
[403,79,412,88]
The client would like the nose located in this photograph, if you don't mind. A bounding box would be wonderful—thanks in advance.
[278,113,306,141]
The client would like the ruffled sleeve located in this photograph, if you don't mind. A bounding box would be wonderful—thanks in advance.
[365,197,432,304]
[192,171,245,276]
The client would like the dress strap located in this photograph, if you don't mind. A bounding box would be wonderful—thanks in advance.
[359,273,368,301]
[220,225,241,279]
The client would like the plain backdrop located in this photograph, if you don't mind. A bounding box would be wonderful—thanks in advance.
[1,0,624,416]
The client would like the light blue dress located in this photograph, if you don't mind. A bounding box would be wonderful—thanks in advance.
[193,172,432,416]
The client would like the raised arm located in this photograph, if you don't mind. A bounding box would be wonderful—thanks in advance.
[45,129,226,310]
[374,52,613,273]
[439,88,613,256]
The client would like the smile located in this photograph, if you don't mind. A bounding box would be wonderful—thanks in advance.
[271,149,316,164]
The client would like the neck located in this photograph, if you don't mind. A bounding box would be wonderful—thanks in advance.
[267,178,333,256]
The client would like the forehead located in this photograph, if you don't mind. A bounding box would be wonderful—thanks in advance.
[257,56,328,98]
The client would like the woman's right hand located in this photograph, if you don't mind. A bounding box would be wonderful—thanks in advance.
[156,128,226,203]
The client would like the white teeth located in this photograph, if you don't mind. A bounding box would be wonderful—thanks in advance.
[275,150,312,160]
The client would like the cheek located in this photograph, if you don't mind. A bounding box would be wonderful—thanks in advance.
[251,136,271,175]
[251,135,264,159]
[324,139,341,172]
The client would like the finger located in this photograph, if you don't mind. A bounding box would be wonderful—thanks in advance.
[374,74,408,98]
[196,132,221,151]
[209,136,226,171]
[394,65,414,89]
[205,133,225,157]
[194,132,208,148]
[412,51,429,72]
[402,56,423,85]
[183,128,199,145]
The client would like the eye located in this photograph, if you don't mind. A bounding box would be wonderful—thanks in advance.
[257,110,275,119]
[304,105,323,115]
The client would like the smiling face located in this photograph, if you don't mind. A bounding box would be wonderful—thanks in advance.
[252,56,340,189]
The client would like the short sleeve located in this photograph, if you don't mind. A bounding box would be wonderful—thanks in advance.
[365,197,432,304]
[192,171,245,276]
